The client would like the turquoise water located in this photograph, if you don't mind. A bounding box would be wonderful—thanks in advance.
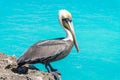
[0,0,120,80]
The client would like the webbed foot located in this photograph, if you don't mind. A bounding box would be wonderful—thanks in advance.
[50,71,61,80]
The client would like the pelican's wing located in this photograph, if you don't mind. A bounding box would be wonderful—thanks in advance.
[17,40,67,65]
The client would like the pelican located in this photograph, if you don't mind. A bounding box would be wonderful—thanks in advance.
[17,9,79,79]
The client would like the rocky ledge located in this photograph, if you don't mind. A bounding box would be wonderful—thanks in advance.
[0,52,57,80]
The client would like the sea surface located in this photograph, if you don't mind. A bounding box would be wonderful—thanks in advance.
[0,0,120,80]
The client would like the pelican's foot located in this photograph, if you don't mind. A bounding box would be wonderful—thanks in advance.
[54,70,61,75]
[50,71,61,80]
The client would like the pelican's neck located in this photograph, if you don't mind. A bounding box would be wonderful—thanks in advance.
[63,28,73,41]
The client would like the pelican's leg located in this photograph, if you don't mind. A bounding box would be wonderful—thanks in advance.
[45,63,57,72]
[48,63,61,75]
[45,63,50,72]
[48,63,57,71]
[45,63,61,80]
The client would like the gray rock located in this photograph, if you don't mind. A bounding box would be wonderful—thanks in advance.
[0,52,58,80]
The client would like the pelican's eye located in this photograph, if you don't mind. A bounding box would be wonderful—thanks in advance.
[62,18,72,23]
[62,18,72,29]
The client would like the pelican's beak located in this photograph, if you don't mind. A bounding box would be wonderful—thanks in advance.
[67,21,80,53]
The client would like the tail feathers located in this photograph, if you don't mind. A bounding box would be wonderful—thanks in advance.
[17,57,26,67]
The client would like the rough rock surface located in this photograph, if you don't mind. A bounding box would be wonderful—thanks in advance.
[0,52,56,80]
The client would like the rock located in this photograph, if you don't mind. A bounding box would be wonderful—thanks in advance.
[0,52,58,80]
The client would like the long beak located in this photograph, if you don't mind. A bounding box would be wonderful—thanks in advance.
[68,21,80,53]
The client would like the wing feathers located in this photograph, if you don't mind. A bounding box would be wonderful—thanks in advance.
[17,40,67,65]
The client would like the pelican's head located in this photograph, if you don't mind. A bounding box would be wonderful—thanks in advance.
[58,9,80,53]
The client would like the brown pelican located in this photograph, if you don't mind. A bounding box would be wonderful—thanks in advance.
[17,9,79,79]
